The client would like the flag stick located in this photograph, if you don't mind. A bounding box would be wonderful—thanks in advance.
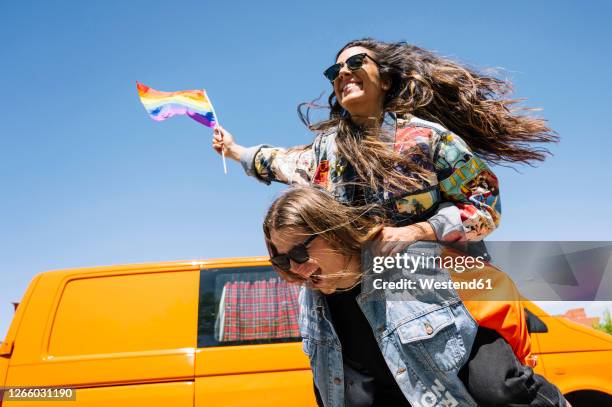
[207,92,227,174]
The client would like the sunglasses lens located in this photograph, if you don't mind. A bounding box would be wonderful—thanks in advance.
[288,244,310,264]
[346,54,366,70]
[271,255,291,272]
[324,64,341,82]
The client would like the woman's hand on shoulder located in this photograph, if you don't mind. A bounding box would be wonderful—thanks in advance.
[375,223,436,257]
[212,126,244,161]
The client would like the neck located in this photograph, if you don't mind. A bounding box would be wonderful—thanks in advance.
[335,255,362,289]
[349,108,384,129]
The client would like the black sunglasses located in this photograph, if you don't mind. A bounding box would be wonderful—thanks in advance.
[269,234,317,272]
[323,53,382,83]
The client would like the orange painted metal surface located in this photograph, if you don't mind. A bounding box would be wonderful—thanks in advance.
[0,257,609,405]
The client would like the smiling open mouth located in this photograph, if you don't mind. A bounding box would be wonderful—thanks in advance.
[342,81,362,96]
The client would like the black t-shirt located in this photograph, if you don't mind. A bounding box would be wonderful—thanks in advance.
[324,284,412,407]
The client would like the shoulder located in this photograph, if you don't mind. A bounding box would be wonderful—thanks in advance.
[312,127,338,151]
[394,115,446,159]
[318,125,338,140]
[398,115,450,145]
[399,116,476,160]
[402,115,450,135]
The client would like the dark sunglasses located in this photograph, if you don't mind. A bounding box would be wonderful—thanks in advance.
[323,53,382,83]
[269,234,317,272]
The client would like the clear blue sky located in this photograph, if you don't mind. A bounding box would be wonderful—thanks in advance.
[2,0,611,337]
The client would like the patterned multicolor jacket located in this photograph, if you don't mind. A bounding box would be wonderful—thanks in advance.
[240,113,501,241]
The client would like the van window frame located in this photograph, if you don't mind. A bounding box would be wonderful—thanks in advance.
[197,266,302,348]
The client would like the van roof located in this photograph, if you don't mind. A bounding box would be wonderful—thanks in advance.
[35,256,272,278]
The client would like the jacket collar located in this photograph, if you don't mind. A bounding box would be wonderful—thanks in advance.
[379,111,398,142]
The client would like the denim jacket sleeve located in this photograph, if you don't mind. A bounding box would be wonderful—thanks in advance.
[239,141,317,186]
[428,132,502,241]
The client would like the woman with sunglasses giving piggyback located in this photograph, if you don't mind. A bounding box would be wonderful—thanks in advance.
[264,186,568,407]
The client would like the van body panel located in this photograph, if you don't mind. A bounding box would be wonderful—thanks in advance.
[535,350,612,395]
[47,271,197,356]
[6,265,199,388]
[526,322,547,377]
[194,343,310,376]
[0,355,8,387]
[1,380,194,407]
[5,350,196,387]
[525,302,612,396]
[1,273,43,357]
[534,316,612,354]
[195,370,316,406]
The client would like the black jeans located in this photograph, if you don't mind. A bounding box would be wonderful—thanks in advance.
[313,328,567,407]
[458,327,567,407]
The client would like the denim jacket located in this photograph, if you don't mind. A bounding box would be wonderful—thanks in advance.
[298,242,479,407]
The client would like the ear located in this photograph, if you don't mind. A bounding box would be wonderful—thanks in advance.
[381,78,391,91]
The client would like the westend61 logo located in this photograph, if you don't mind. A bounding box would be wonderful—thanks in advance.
[371,276,494,291]
[372,253,486,273]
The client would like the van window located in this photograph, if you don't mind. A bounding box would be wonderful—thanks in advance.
[525,308,548,333]
[198,266,301,347]
[48,271,198,356]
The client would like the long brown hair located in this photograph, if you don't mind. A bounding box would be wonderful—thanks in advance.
[298,38,558,193]
[263,186,384,284]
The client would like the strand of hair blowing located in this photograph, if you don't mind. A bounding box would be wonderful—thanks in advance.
[263,186,385,284]
[299,39,558,193]
[263,185,384,256]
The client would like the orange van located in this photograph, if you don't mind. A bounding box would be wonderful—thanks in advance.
[0,258,611,406]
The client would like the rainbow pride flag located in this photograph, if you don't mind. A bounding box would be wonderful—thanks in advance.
[136,82,217,127]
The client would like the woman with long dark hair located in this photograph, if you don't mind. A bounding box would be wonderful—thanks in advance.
[212,38,556,250]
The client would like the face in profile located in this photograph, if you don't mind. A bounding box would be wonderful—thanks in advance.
[332,46,389,118]
[268,227,359,294]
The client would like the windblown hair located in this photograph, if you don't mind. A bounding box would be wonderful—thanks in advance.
[263,186,384,283]
[298,38,558,193]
